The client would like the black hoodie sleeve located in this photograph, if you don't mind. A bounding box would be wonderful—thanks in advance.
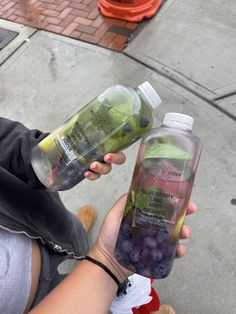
[0,117,49,188]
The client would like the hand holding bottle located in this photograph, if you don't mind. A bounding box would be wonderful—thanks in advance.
[88,195,197,282]
[84,152,126,181]
[114,113,202,279]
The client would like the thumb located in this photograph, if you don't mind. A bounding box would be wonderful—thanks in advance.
[104,194,128,223]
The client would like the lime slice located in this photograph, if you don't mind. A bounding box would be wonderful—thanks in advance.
[39,135,55,152]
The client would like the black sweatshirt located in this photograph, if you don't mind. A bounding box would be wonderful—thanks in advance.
[0,117,88,257]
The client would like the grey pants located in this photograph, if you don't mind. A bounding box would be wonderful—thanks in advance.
[30,212,88,309]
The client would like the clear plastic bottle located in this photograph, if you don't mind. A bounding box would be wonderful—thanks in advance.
[114,113,202,279]
[31,82,161,191]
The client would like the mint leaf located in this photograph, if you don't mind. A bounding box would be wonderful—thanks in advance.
[144,142,191,160]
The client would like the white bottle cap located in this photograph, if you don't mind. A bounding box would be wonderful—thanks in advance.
[163,112,194,130]
[138,81,161,110]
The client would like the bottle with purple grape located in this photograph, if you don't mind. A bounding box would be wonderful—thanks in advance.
[115,113,202,279]
[31,82,161,191]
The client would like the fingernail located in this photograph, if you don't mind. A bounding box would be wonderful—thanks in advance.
[85,172,91,178]
[92,164,98,171]
[106,155,112,162]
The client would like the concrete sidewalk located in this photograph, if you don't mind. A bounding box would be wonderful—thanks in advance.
[0,0,236,313]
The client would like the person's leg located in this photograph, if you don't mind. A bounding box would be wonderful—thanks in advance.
[24,239,41,313]
[151,304,176,314]
[29,205,97,310]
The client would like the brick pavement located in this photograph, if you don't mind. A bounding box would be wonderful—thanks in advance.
[0,0,144,51]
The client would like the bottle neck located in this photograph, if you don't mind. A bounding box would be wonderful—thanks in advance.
[137,90,155,112]
[161,122,192,133]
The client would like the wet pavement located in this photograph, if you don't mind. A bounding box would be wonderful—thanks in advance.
[0,0,145,51]
[0,1,236,313]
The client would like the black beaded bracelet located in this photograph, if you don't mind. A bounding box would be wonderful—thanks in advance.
[84,256,120,286]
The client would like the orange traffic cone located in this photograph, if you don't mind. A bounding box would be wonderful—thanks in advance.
[98,0,162,22]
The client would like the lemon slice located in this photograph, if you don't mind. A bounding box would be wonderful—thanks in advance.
[170,212,186,241]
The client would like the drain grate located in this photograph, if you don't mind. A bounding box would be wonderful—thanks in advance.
[0,27,18,50]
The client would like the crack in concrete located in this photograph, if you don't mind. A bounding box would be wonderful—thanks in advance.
[214,91,236,101]
[123,51,236,122]
[143,54,215,95]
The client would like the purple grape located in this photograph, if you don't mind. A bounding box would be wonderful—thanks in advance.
[121,255,130,267]
[162,228,170,235]
[121,240,133,253]
[117,233,128,243]
[164,250,176,264]
[120,220,132,236]
[140,248,150,259]
[115,211,177,279]
[145,229,156,237]
[115,249,130,267]
[130,249,140,263]
[153,264,168,278]
[155,234,165,245]
[143,237,157,249]
[155,228,170,245]
[151,249,163,262]
[135,263,145,274]
[56,161,86,190]
[114,249,123,262]
[123,124,133,133]
[140,117,149,128]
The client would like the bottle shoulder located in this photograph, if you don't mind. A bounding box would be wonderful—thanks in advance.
[142,126,202,145]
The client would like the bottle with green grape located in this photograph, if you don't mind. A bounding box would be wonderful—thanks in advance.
[31,82,161,191]
[114,113,202,279]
